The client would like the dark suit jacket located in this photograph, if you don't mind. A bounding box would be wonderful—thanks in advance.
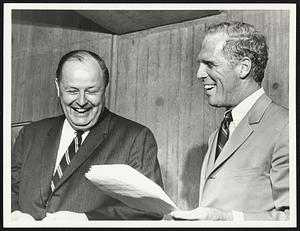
[199,94,289,220]
[11,108,163,220]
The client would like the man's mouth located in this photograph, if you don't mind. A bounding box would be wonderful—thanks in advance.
[203,84,216,91]
[72,107,91,113]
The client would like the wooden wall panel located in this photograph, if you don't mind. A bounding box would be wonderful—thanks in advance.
[110,14,225,209]
[110,10,290,210]
[12,12,113,123]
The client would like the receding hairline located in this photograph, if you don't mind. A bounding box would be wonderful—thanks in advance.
[62,55,102,70]
[56,50,110,87]
[59,52,102,73]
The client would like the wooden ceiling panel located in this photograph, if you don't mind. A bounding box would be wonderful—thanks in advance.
[76,10,221,34]
[12,10,221,35]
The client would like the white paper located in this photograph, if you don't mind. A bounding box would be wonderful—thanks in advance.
[85,164,178,215]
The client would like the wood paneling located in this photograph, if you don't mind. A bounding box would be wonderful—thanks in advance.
[11,10,290,211]
[12,10,110,34]
[11,11,113,123]
[109,10,290,210]
[110,14,226,209]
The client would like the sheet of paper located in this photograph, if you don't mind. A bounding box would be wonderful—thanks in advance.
[85,164,178,215]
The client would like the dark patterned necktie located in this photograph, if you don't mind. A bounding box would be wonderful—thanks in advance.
[50,130,84,192]
[215,110,233,161]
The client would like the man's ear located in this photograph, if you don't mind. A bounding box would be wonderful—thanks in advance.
[55,79,60,97]
[239,57,252,79]
[104,82,110,101]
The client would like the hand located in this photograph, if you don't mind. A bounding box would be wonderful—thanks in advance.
[42,211,88,221]
[170,207,233,221]
[11,210,35,221]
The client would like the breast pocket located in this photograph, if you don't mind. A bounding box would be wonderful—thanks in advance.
[222,166,270,188]
[228,166,267,178]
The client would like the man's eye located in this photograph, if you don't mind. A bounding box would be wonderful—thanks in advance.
[87,90,99,94]
[67,90,78,94]
[207,62,214,68]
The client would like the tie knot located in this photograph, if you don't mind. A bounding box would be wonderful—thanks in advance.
[76,130,84,139]
[223,110,233,126]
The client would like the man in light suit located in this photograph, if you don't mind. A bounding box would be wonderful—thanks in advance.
[171,22,289,221]
[11,50,163,221]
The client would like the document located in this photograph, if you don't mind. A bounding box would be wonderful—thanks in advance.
[85,164,178,215]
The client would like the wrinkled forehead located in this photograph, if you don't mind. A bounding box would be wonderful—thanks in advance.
[199,32,228,59]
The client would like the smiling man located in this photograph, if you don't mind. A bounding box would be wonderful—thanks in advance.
[171,22,289,221]
[11,50,163,221]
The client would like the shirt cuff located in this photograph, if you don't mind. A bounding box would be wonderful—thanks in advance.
[232,210,244,221]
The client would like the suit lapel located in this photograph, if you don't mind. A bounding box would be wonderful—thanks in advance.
[212,118,253,170]
[199,130,218,202]
[40,116,65,204]
[204,130,218,179]
[51,108,111,192]
[206,93,272,178]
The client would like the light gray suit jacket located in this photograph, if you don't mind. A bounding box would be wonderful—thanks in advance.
[199,94,289,220]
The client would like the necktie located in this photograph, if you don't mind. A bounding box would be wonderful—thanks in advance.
[215,110,233,161]
[50,130,84,192]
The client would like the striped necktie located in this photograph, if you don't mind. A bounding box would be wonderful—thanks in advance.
[215,110,233,161]
[50,130,84,192]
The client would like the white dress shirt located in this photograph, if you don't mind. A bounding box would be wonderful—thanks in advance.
[53,119,89,175]
[228,88,265,138]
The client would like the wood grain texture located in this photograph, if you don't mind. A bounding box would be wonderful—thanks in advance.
[76,10,221,34]
[12,10,290,211]
[110,15,225,209]
[11,11,113,123]
[109,10,290,210]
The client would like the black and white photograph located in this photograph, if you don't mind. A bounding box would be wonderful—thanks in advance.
[3,3,297,228]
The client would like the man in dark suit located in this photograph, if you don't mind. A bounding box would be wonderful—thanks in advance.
[11,50,163,221]
[171,22,289,221]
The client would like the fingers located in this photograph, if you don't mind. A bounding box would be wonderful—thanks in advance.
[42,211,88,221]
[170,208,207,220]
[11,211,35,221]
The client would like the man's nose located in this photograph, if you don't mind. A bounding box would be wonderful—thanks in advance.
[196,63,208,79]
[77,92,87,106]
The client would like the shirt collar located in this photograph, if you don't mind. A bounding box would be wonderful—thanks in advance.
[231,88,265,127]
[62,119,78,138]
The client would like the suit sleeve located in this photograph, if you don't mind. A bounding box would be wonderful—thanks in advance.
[11,127,26,212]
[86,127,164,220]
[126,127,163,189]
[243,121,289,221]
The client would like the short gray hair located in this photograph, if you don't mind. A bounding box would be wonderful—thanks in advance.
[206,21,268,83]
